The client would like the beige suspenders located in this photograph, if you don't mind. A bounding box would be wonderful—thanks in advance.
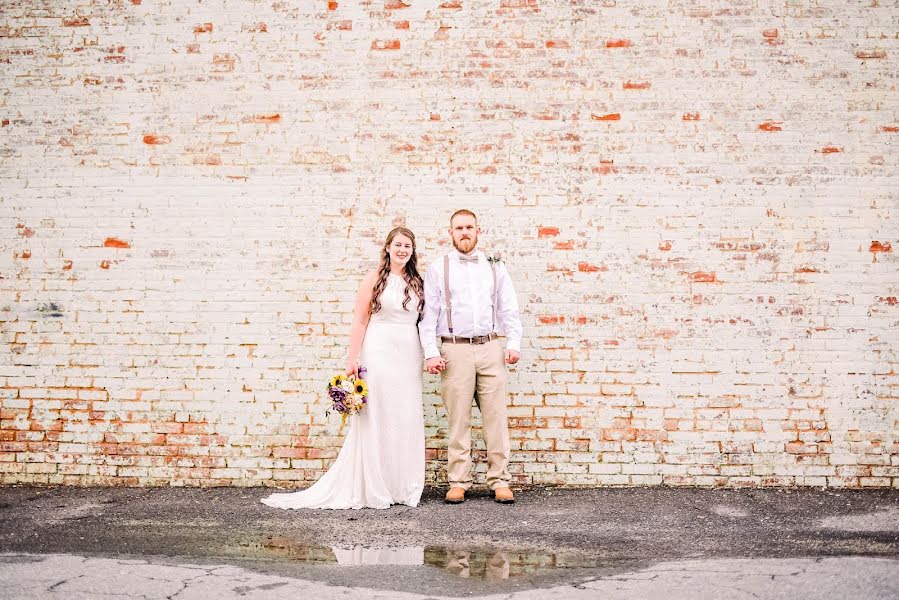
[490,261,496,331]
[443,253,497,341]
[444,255,453,338]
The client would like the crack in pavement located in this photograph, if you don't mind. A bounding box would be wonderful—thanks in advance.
[232,581,290,594]
[166,568,220,600]
[47,574,84,592]
[4,552,899,599]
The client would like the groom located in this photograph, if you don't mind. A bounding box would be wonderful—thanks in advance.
[420,209,523,504]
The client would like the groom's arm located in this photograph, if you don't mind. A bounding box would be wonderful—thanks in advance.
[419,264,442,360]
[496,262,522,356]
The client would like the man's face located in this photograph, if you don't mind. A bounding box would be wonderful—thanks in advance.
[450,214,479,254]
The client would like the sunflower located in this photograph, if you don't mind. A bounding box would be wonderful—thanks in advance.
[329,374,345,389]
[353,380,368,397]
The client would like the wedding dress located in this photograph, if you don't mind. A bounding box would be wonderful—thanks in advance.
[261,272,425,509]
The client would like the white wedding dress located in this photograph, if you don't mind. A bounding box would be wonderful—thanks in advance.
[261,273,425,509]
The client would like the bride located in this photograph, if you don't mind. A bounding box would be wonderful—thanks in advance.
[261,227,426,509]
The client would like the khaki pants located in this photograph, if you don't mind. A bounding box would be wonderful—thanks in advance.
[445,550,510,580]
[440,338,511,490]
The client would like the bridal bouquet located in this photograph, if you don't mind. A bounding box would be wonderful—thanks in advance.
[326,367,368,427]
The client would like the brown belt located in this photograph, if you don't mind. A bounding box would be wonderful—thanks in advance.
[440,332,498,345]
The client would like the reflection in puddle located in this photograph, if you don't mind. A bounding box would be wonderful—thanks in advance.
[427,547,510,580]
[243,536,605,580]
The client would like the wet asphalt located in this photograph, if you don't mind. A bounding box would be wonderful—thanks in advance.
[1,485,897,596]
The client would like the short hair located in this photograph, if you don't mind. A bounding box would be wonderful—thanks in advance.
[450,209,477,226]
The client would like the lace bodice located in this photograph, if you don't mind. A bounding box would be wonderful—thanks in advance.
[368,273,420,326]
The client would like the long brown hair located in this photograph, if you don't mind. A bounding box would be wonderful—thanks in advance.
[370,227,425,319]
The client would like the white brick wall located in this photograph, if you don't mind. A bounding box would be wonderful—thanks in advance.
[1,0,897,488]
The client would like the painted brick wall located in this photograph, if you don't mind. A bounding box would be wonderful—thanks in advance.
[1,1,897,489]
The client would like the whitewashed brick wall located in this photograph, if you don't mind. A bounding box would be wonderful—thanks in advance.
[1,1,897,488]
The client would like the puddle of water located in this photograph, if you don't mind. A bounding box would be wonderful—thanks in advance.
[229,537,609,580]
[821,508,899,533]
[423,546,600,580]
[711,505,749,518]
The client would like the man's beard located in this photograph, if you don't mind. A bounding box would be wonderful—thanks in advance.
[452,234,477,254]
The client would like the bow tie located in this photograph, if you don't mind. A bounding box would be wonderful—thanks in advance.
[458,254,479,263]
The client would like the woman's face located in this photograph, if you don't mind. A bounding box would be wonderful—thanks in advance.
[387,233,414,267]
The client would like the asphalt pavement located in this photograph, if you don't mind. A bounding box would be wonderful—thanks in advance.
[1,485,897,598]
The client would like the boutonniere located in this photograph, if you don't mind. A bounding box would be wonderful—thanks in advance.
[486,254,502,264]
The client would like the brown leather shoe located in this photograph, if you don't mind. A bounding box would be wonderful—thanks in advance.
[494,487,514,504]
[445,487,466,504]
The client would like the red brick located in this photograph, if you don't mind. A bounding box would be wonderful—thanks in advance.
[870,241,892,257]
[104,237,130,249]
[372,40,401,50]
[538,315,565,325]
[273,447,307,459]
[251,113,281,123]
[856,49,886,59]
[689,271,718,283]
[143,134,171,145]
[578,262,605,272]
[63,17,90,27]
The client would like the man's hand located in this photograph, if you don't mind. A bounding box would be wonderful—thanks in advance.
[504,350,520,365]
[425,356,447,374]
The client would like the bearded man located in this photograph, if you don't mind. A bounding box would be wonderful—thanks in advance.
[419,209,523,504]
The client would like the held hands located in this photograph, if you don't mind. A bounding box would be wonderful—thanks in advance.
[425,356,446,374]
[505,350,520,365]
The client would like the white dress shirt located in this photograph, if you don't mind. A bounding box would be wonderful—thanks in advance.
[419,249,522,360]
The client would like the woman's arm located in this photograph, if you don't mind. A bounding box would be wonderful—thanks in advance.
[345,271,378,376]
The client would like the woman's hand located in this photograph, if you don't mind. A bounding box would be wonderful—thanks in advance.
[425,356,446,374]
[345,358,359,377]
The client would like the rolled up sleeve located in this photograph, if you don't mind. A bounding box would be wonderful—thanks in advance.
[495,262,522,353]
[419,263,442,360]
